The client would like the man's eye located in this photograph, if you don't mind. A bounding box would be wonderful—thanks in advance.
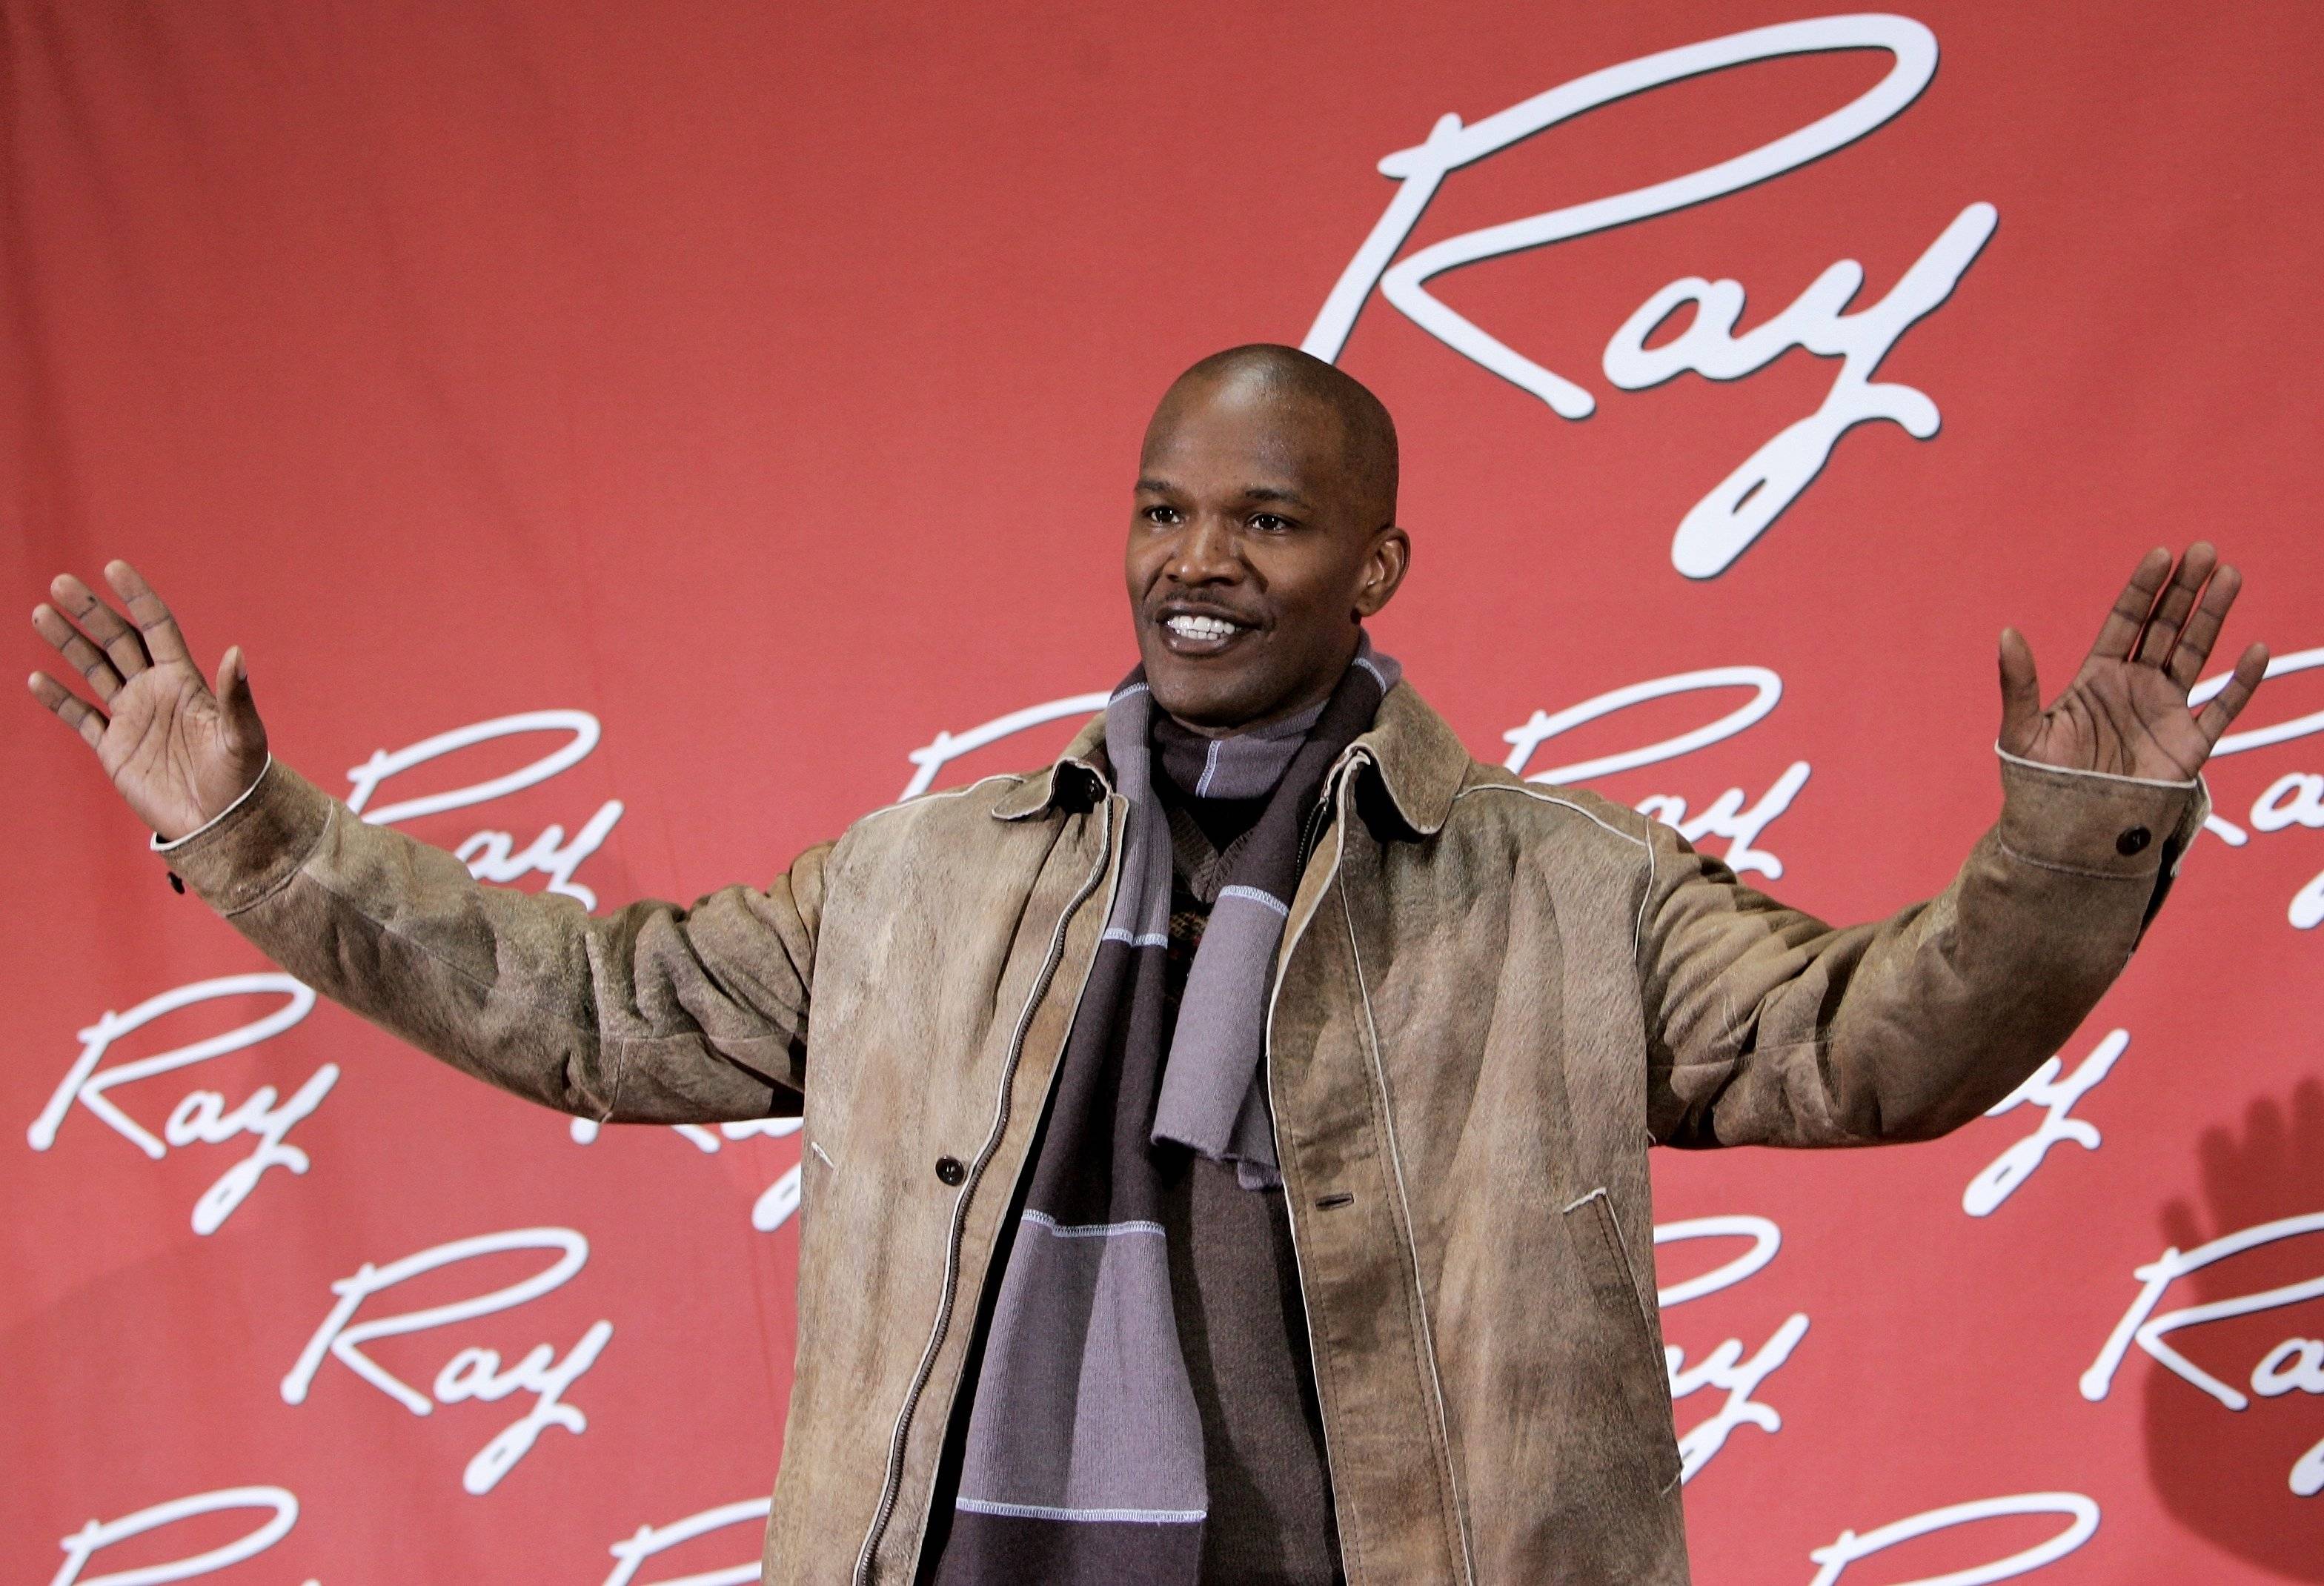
[1143,505,1181,525]
[1250,513,1289,531]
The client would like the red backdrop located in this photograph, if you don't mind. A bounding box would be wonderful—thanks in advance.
[5,3,2320,1582]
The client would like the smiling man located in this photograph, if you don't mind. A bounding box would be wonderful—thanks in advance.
[1130,347,1407,731]
[28,343,2267,1584]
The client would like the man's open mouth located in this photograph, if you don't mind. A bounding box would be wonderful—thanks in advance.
[1158,610,1255,654]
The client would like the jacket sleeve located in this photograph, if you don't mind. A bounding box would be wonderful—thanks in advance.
[1641,749,2208,1148]
[157,756,826,1124]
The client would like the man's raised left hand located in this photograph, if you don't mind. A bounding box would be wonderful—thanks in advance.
[1999,543,2268,781]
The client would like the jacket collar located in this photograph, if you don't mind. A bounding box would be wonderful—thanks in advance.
[1347,680,1469,836]
[991,710,1111,820]
[992,677,1470,837]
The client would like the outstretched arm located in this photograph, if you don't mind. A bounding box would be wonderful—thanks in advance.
[1644,543,2267,1149]
[29,560,823,1124]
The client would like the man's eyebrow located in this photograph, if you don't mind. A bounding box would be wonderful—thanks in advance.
[1132,477,1315,509]
[1241,485,1314,508]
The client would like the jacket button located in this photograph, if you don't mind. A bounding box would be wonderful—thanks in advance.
[934,1155,966,1186]
[2116,826,2151,856]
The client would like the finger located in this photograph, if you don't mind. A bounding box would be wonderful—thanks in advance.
[2196,642,2269,748]
[2088,546,2171,663]
[2134,542,2218,668]
[27,669,109,751]
[30,602,125,701]
[103,558,193,668]
[1996,626,2042,752]
[2166,563,2241,690]
[50,571,150,680]
[213,645,262,752]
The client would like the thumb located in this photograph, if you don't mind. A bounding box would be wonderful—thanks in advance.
[1996,627,2042,752]
[213,645,266,754]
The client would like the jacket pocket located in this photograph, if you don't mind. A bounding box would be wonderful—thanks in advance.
[1562,1187,1684,1494]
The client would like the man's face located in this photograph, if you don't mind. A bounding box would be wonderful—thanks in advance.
[1125,376,1407,734]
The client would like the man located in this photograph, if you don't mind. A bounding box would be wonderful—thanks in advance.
[27,345,2268,1584]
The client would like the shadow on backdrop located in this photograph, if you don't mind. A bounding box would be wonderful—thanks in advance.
[2140,1078,2324,1579]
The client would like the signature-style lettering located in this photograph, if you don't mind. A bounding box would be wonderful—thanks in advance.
[1503,666,1808,878]
[347,709,625,909]
[603,1496,772,1586]
[2083,1210,2324,1494]
[1304,16,1993,577]
[1806,1491,2099,1584]
[1655,1214,1810,1482]
[282,1226,614,1495]
[48,1484,313,1586]
[901,693,1112,800]
[2192,646,2324,930]
[27,974,327,1235]
[1965,1029,2128,1217]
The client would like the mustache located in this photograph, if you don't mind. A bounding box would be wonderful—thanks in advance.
[1145,599,1264,623]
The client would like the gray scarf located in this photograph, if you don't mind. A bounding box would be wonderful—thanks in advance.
[932,635,1400,1583]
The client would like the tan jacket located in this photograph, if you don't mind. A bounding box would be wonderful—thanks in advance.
[165,681,2205,1585]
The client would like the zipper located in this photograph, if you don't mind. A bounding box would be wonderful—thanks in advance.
[851,789,1118,1585]
[1295,782,1334,872]
[1337,870,1479,1584]
[1267,749,1478,1585]
[1263,757,1358,1570]
[1269,751,1362,1086]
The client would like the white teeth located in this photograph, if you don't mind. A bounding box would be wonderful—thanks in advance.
[1166,614,1240,641]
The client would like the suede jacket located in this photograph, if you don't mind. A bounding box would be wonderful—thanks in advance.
[162,680,2207,1585]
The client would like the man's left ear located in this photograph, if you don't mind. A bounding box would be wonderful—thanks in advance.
[1355,525,1411,618]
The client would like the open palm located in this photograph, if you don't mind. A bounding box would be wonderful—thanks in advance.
[27,560,268,842]
[1999,543,2267,782]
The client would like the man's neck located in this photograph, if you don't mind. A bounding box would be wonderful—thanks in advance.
[1160,652,1357,740]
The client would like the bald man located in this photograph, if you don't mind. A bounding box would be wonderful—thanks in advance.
[30,344,2267,1584]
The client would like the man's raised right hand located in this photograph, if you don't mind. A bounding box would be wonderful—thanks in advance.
[27,560,269,843]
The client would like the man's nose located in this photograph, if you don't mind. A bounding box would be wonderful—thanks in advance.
[1166,514,1244,585]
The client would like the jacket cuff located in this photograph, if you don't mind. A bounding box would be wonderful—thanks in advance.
[1992,746,2211,947]
[155,757,336,916]
[151,751,274,852]
[1992,746,2208,876]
